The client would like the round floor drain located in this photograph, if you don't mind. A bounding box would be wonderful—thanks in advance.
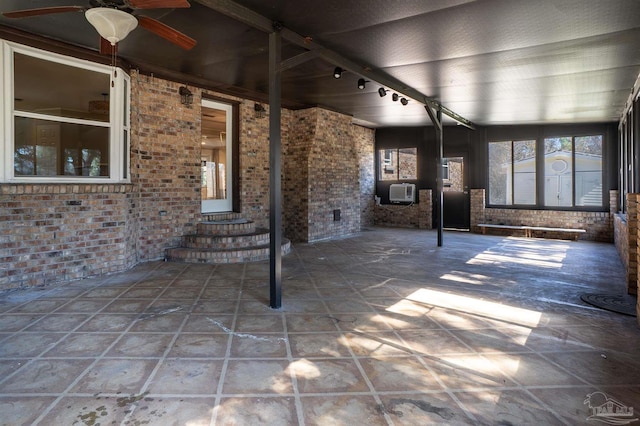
[580,293,637,317]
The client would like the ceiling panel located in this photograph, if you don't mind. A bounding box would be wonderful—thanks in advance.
[1,0,640,127]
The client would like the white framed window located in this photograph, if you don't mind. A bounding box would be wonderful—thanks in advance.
[1,40,130,183]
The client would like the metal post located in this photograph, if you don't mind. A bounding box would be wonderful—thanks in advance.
[435,108,444,247]
[269,27,282,309]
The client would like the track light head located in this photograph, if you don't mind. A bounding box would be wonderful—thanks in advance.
[378,87,387,97]
[333,67,343,79]
[400,97,408,105]
[392,93,399,101]
[357,78,367,90]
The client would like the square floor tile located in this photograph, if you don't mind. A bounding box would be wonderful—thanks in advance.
[215,396,298,426]
[0,359,92,393]
[424,354,516,391]
[286,314,339,332]
[299,395,388,426]
[146,359,222,395]
[454,389,565,425]
[223,360,292,394]
[0,396,57,425]
[235,314,284,333]
[71,359,157,394]
[181,314,234,333]
[396,329,473,356]
[343,331,412,357]
[167,333,229,358]
[289,332,351,358]
[379,393,475,425]
[106,333,175,357]
[43,333,120,357]
[77,313,138,332]
[0,333,65,357]
[0,314,44,332]
[229,333,288,358]
[358,356,443,392]
[126,396,217,425]
[290,358,370,393]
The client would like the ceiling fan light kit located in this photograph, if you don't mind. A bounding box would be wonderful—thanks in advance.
[85,7,138,45]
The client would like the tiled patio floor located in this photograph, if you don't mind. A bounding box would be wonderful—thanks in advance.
[1,227,639,425]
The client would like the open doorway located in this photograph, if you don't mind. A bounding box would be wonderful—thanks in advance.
[201,99,233,213]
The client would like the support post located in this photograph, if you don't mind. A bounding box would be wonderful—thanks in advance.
[435,108,444,247]
[269,27,282,309]
[425,105,444,246]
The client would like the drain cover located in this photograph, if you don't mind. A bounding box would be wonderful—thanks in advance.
[580,293,637,317]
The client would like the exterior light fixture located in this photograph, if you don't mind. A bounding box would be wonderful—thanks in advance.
[85,8,138,46]
[392,93,399,101]
[357,78,368,90]
[400,97,409,105]
[179,86,193,105]
[254,103,266,118]
[333,67,344,79]
[378,87,387,97]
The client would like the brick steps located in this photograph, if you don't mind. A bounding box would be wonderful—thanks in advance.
[165,214,291,264]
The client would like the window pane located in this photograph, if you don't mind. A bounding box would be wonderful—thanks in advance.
[14,117,109,177]
[575,135,603,206]
[379,149,397,181]
[544,137,573,206]
[513,140,536,204]
[14,52,110,122]
[398,148,417,179]
[488,141,511,205]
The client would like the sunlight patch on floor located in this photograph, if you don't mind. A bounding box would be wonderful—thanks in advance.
[401,288,542,328]
[440,271,491,285]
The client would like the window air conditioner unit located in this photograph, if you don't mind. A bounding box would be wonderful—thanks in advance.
[389,183,416,203]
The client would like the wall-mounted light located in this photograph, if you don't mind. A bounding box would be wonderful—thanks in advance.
[357,78,368,90]
[400,97,409,106]
[179,86,193,105]
[378,87,387,97]
[333,67,344,79]
[392,93,399,101]
[254,103,266,119]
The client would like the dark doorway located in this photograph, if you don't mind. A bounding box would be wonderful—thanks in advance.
[442,156,470,229]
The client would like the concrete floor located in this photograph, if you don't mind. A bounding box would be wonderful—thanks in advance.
[1,227,639,425]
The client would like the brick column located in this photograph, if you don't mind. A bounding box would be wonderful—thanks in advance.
[630,194,639,296]
[418,189,432,229]
[470,189,485,233]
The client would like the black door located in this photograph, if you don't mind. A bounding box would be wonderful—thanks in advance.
[442,156,470,229]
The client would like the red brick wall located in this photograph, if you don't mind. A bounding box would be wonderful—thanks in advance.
[131,73,202,260]
[0,184,135,289]
[470,188,613,242]
[0,71,376,290]
[283,108,375,242]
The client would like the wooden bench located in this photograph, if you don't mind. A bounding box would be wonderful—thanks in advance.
[477,223,587,240]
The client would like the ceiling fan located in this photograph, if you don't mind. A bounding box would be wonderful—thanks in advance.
[2,0,197,53]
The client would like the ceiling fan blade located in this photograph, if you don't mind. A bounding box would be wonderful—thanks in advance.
[137,16,196,50]
[3,6,85,19]
[128,0,190,9]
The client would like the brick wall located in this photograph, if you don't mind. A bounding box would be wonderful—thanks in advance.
[355,125,376,228]
[374,189,432,229]
[131,73,202,260]
[283,108,374,242]
[470,189,612,242]
[631,194,640,296]
[0,184,134,289]
[1,71,376,290]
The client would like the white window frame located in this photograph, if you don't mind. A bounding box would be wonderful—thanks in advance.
[1,40,130,183]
